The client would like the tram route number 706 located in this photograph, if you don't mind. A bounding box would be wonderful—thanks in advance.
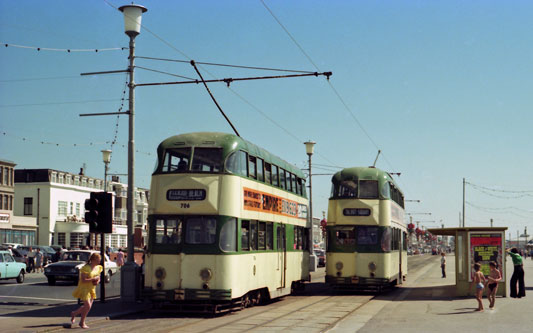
[180,203,190,209]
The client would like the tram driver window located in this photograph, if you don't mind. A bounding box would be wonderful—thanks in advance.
[185,217,216,244]
[335,227,355,246]
[357,226,378,245]
[155,218,182,244]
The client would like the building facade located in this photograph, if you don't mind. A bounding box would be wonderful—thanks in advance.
[14,169,148,249]
[0,159,38,245]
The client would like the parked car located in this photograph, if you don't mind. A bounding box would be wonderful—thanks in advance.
[1,243,23,249]
[0,250,26,283]
[44,250,118,286]
[314,249,326,267]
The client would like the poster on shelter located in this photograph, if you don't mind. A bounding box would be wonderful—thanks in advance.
[468,232,504,282]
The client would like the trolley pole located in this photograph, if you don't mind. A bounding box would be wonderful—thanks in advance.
[462,178,466,228]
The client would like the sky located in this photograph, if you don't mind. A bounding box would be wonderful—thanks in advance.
[1,0,532,242]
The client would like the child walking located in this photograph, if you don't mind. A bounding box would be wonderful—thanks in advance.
[486,261,502,309]
[470,263,487,311]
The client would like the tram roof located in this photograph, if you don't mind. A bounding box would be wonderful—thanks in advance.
[158,132,305,177]
[331,167,401,189]
[427,227,508,236]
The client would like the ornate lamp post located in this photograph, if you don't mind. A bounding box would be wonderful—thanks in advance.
[100,149,111,302]
[304,141,316,270]
[118,3,147,302]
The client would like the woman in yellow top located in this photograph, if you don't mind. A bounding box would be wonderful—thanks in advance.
[70,253,103,329]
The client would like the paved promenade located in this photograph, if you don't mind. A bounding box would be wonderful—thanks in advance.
[1,254,531,332]
[330,253,533,333]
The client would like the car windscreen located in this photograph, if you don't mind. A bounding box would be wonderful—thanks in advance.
[63,252,90,262]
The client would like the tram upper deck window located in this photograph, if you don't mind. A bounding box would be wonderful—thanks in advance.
[155,218,182,244]
[185,217,216,244]
[191,148,223,172]
[359,180,378,199]
[280,169,287,190]
[248,156,257,179]
[264,163,272,184]
[162,148,191,173]
[226,150,248,176]
[272,165,279,187]
[257,158,264,182]
[337,180,357,198]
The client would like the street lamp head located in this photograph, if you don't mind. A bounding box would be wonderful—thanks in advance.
[118,4,147,37]
[101,149,112,164]
[304,141,316,156]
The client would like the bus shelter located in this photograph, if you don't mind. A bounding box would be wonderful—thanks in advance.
[427,227,507,297]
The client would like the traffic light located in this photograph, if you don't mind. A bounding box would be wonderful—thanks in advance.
[84,192,113,233]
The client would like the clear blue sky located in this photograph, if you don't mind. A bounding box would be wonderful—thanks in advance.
[1,0,532,241]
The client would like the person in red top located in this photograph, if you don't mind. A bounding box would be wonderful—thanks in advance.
[116,248,124,267]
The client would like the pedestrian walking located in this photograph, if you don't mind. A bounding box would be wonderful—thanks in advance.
[70,253,103,329]
[470,262,486,312]
[507,247,526,298]
[35,248,43,273]
[27,247,35,273]
[440,252,446,278]
[486,261,502,309]
[116,248,124,267]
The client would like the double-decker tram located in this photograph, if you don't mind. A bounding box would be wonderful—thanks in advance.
[143,132,310,313]
[325,167,407,292]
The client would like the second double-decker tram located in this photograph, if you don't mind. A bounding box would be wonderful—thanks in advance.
[143,132,310,313]
[325,167,407,291]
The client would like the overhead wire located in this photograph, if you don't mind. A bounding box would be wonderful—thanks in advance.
[260,0,408,192]
[1,42,127,52]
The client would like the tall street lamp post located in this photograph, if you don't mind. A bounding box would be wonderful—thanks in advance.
[100,149,112,302]
[304,141,316,271]
[118,3,147,302]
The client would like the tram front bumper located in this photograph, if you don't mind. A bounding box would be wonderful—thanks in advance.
[326,275,389,286]
[144,287,232,302]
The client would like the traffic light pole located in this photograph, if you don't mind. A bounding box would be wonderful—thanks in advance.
[100,160,109,303]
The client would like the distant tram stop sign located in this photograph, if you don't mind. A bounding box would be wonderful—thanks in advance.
[84,192,113,234]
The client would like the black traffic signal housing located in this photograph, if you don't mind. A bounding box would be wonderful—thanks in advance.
[84,192,113,233]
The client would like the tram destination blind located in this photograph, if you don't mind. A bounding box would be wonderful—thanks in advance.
[167,189,206,201]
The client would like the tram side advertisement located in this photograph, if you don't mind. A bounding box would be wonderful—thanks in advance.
[468,232,505,282]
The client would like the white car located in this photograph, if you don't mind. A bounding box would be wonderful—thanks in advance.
[44,250,118,285]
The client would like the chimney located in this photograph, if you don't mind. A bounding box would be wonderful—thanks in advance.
[79,167,85,176]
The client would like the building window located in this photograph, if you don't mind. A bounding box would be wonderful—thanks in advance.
[0,167,3,185]
[0,195,3,210]
[88,179,94,188]
[70,232,86,248]
[57,233,66,247]
[58,201,68,216]
[69,202,74,215]
[51,172,57,183]
[59,174,64,184]
[76,203,80,217]
[82,178,87,187]
[3,168,8,185]
[23,197,32,215]
[74,177,80,186]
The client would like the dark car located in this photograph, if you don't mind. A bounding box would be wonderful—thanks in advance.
[44,250,117,285]
[314,249,326,267]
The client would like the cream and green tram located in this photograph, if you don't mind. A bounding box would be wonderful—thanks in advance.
[325,167,407,292]
[143,132,310,313]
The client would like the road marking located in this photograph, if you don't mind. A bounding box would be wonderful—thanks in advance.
[0,281,43,286]
[0,295,74,302]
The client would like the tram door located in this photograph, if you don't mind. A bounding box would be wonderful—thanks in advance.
[277,224,286,288]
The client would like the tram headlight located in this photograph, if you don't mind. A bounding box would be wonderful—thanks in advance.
[335,262,343,271]
[155,267,166,280]
[200,268,213,281]
[368,262,377,272]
